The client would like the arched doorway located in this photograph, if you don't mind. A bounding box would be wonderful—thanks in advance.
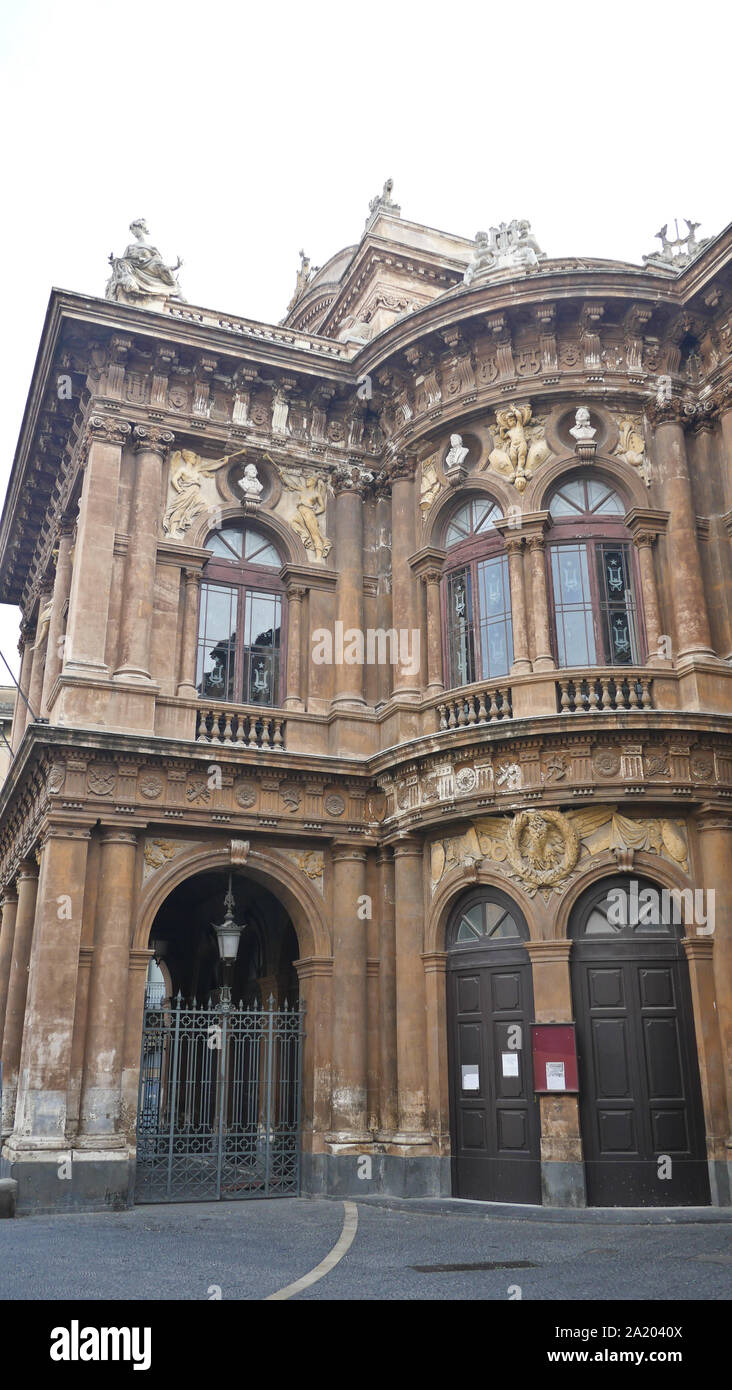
[135,871,303,1203]
[570,876,710,1207]
[446,887,541,1203]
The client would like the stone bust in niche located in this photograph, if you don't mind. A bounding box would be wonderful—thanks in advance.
[237,462,264,504]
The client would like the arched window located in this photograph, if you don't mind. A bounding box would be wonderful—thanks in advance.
[546,476,640,667]
[442,496,512,688]
[571,876,679,938]
[197,521,283,707]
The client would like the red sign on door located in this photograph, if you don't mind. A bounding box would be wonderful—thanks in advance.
[531,1023,578,1094]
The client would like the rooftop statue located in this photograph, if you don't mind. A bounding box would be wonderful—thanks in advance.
[464,220,547,286]
[106,218,184,304]
[365,178,401,229]
[642,218,711,271]
[287,249,317,314]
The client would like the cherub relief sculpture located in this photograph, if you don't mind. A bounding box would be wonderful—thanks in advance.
[464,220,546,286]
[279,469,332,560]
[487,403,549,492]
[106,218,184,303]
[615,418,650,485]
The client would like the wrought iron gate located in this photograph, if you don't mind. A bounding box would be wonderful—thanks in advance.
[135,993,304,1203]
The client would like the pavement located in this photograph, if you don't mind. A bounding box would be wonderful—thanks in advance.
[2,1196,732,1301]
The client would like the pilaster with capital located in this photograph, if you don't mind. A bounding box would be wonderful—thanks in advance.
[625,509,669,664]
[392,835,430,1140]
[10,626,34,751]
[64,414,131,678]
[177,566,203,697]
[0,860,38,1139]
[114,424,174,682]
[284,584,307,709]
[525,520,555,671]
[693,809,732,1141]
[389,457,421,697]
[41,518,75,717]
[9,827,91,1148]
[328,843,369,1140]
[496,528,531,674]
[376,847,398,1135]
[646,400,714,659]
[0,886,19,1060]
[332,469,367,708]
[26,590,53,728]
[77,828,139,1146]
[409,548,446,695]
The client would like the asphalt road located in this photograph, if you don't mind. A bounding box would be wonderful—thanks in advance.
[2,1198,731,1301]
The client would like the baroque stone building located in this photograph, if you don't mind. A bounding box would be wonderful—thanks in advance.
[0,197,731,1213]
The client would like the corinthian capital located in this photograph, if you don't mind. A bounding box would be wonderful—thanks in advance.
[133,424,175,457]
[87,414,132,446]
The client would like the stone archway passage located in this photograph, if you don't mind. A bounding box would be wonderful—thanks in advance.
[570,876,710,1207]
[135,871,303,1203]
[446,888,541,1204]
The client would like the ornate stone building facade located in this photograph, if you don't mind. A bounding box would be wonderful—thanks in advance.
[0,201,731,1212]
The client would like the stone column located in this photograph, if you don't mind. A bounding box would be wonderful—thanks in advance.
[329,844,369,1138]
[9,827,90,1146]
[284,585,306,710]
[526,531,555,671]
[119,948,154,1148]
[0,886,19,1046]
[504,535,531,674]
[634,534,663,659]
[423,950,449,1143]
[115,424,173,681]
[176,568,202,698]
[625,510,669,666]
[409,548,446,696]
[376,847,397,1135]
[694,810,732,1142]
[390,460,421,698]
[0,861,38,1138]
[524,939,586,1208]
[77,829,138,1145]
[41,519,75,717]
[295,956,333,1144]
[647,402,714,658]
[26,585,53,722]
[717,390,732,513]
[64,415,131,677]
[10,627,34,751]
[683,936,730,1206]
[393,835,429,1138]
[332,473,366,708]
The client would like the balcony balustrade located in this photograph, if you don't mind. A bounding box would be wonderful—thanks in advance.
[437,683,513,731]
[195,704,286,749]
[557,671,653,714]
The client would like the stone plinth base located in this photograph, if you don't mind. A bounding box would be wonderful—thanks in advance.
[1,1146,130,1215]
[541,1160,587,1208]
[304,1150,450,1198]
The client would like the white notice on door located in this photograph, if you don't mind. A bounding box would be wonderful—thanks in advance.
[461,1064,479,1091]
[545,1061,566,1091]
[501,1051,519,1078]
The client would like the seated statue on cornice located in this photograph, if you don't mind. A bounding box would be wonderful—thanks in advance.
[106,219,184,304]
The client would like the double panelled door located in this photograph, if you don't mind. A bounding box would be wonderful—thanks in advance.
[447,889,541,1204]
[570,876,710,1207]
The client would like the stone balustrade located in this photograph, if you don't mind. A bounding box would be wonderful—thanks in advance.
[437,684,513,730]
[557,671,653,714]
[195,705,286,749]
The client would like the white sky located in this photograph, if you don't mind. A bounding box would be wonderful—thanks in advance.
[0,0,728,681]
